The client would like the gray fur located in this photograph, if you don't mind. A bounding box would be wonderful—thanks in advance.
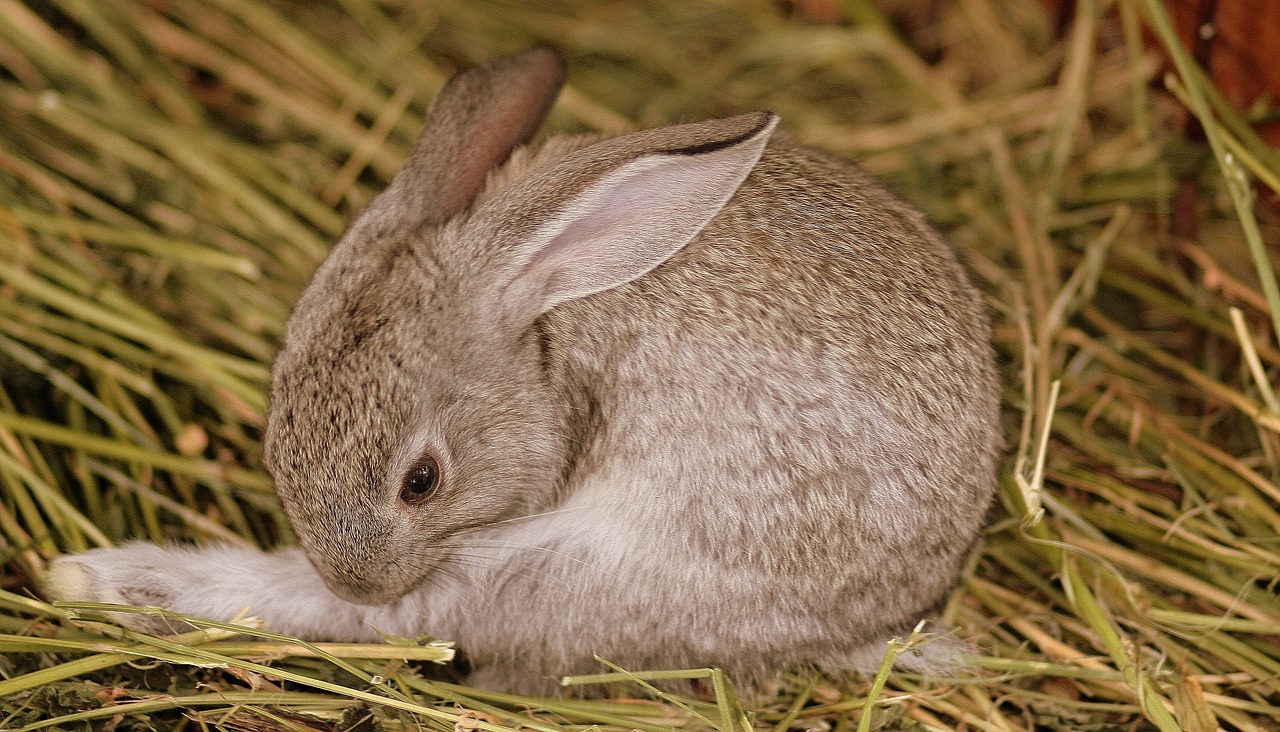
[45,48,1001,695]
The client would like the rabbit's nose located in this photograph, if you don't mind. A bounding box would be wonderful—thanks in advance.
[300,517,405,603]
[316,549,406,605]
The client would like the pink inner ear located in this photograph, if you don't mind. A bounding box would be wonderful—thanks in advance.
[517,148,765,313]
[527,169,663,278]
[495,112,776,318]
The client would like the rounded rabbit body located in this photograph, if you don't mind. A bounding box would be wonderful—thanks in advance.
[45,49,1001,693]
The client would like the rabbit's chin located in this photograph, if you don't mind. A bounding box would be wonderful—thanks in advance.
[318,571,412,606]
[313,553,441,607]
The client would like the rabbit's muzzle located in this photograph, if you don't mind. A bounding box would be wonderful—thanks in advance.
[301,519,412,605]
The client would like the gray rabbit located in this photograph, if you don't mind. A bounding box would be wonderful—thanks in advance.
[44,48,1001,694]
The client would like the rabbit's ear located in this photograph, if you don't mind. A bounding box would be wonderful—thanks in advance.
[501,112,778,317]
[385,48,565,223]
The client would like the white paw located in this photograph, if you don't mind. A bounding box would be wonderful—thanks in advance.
[43,556,111,603]
[42,543,196,634]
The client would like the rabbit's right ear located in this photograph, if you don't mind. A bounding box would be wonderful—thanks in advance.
[381,48,566,224]
[482,112,777,321]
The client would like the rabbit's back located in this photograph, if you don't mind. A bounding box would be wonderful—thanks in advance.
[509,138,1000,664]
[533,137,1001,501]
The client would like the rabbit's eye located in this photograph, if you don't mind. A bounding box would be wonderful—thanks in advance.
[399,457,440,505]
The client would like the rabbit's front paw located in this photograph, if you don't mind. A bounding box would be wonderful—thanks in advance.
[43,543,197,634]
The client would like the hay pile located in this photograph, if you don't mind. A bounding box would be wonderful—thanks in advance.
[1,1,1278,730]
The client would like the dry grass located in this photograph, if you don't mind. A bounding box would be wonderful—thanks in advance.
[1,0,1279,730]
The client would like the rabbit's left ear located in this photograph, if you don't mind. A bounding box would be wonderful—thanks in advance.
[382,48,565,225]
[490,112,777,319]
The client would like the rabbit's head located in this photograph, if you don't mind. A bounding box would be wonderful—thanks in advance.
[264,49,777,603]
